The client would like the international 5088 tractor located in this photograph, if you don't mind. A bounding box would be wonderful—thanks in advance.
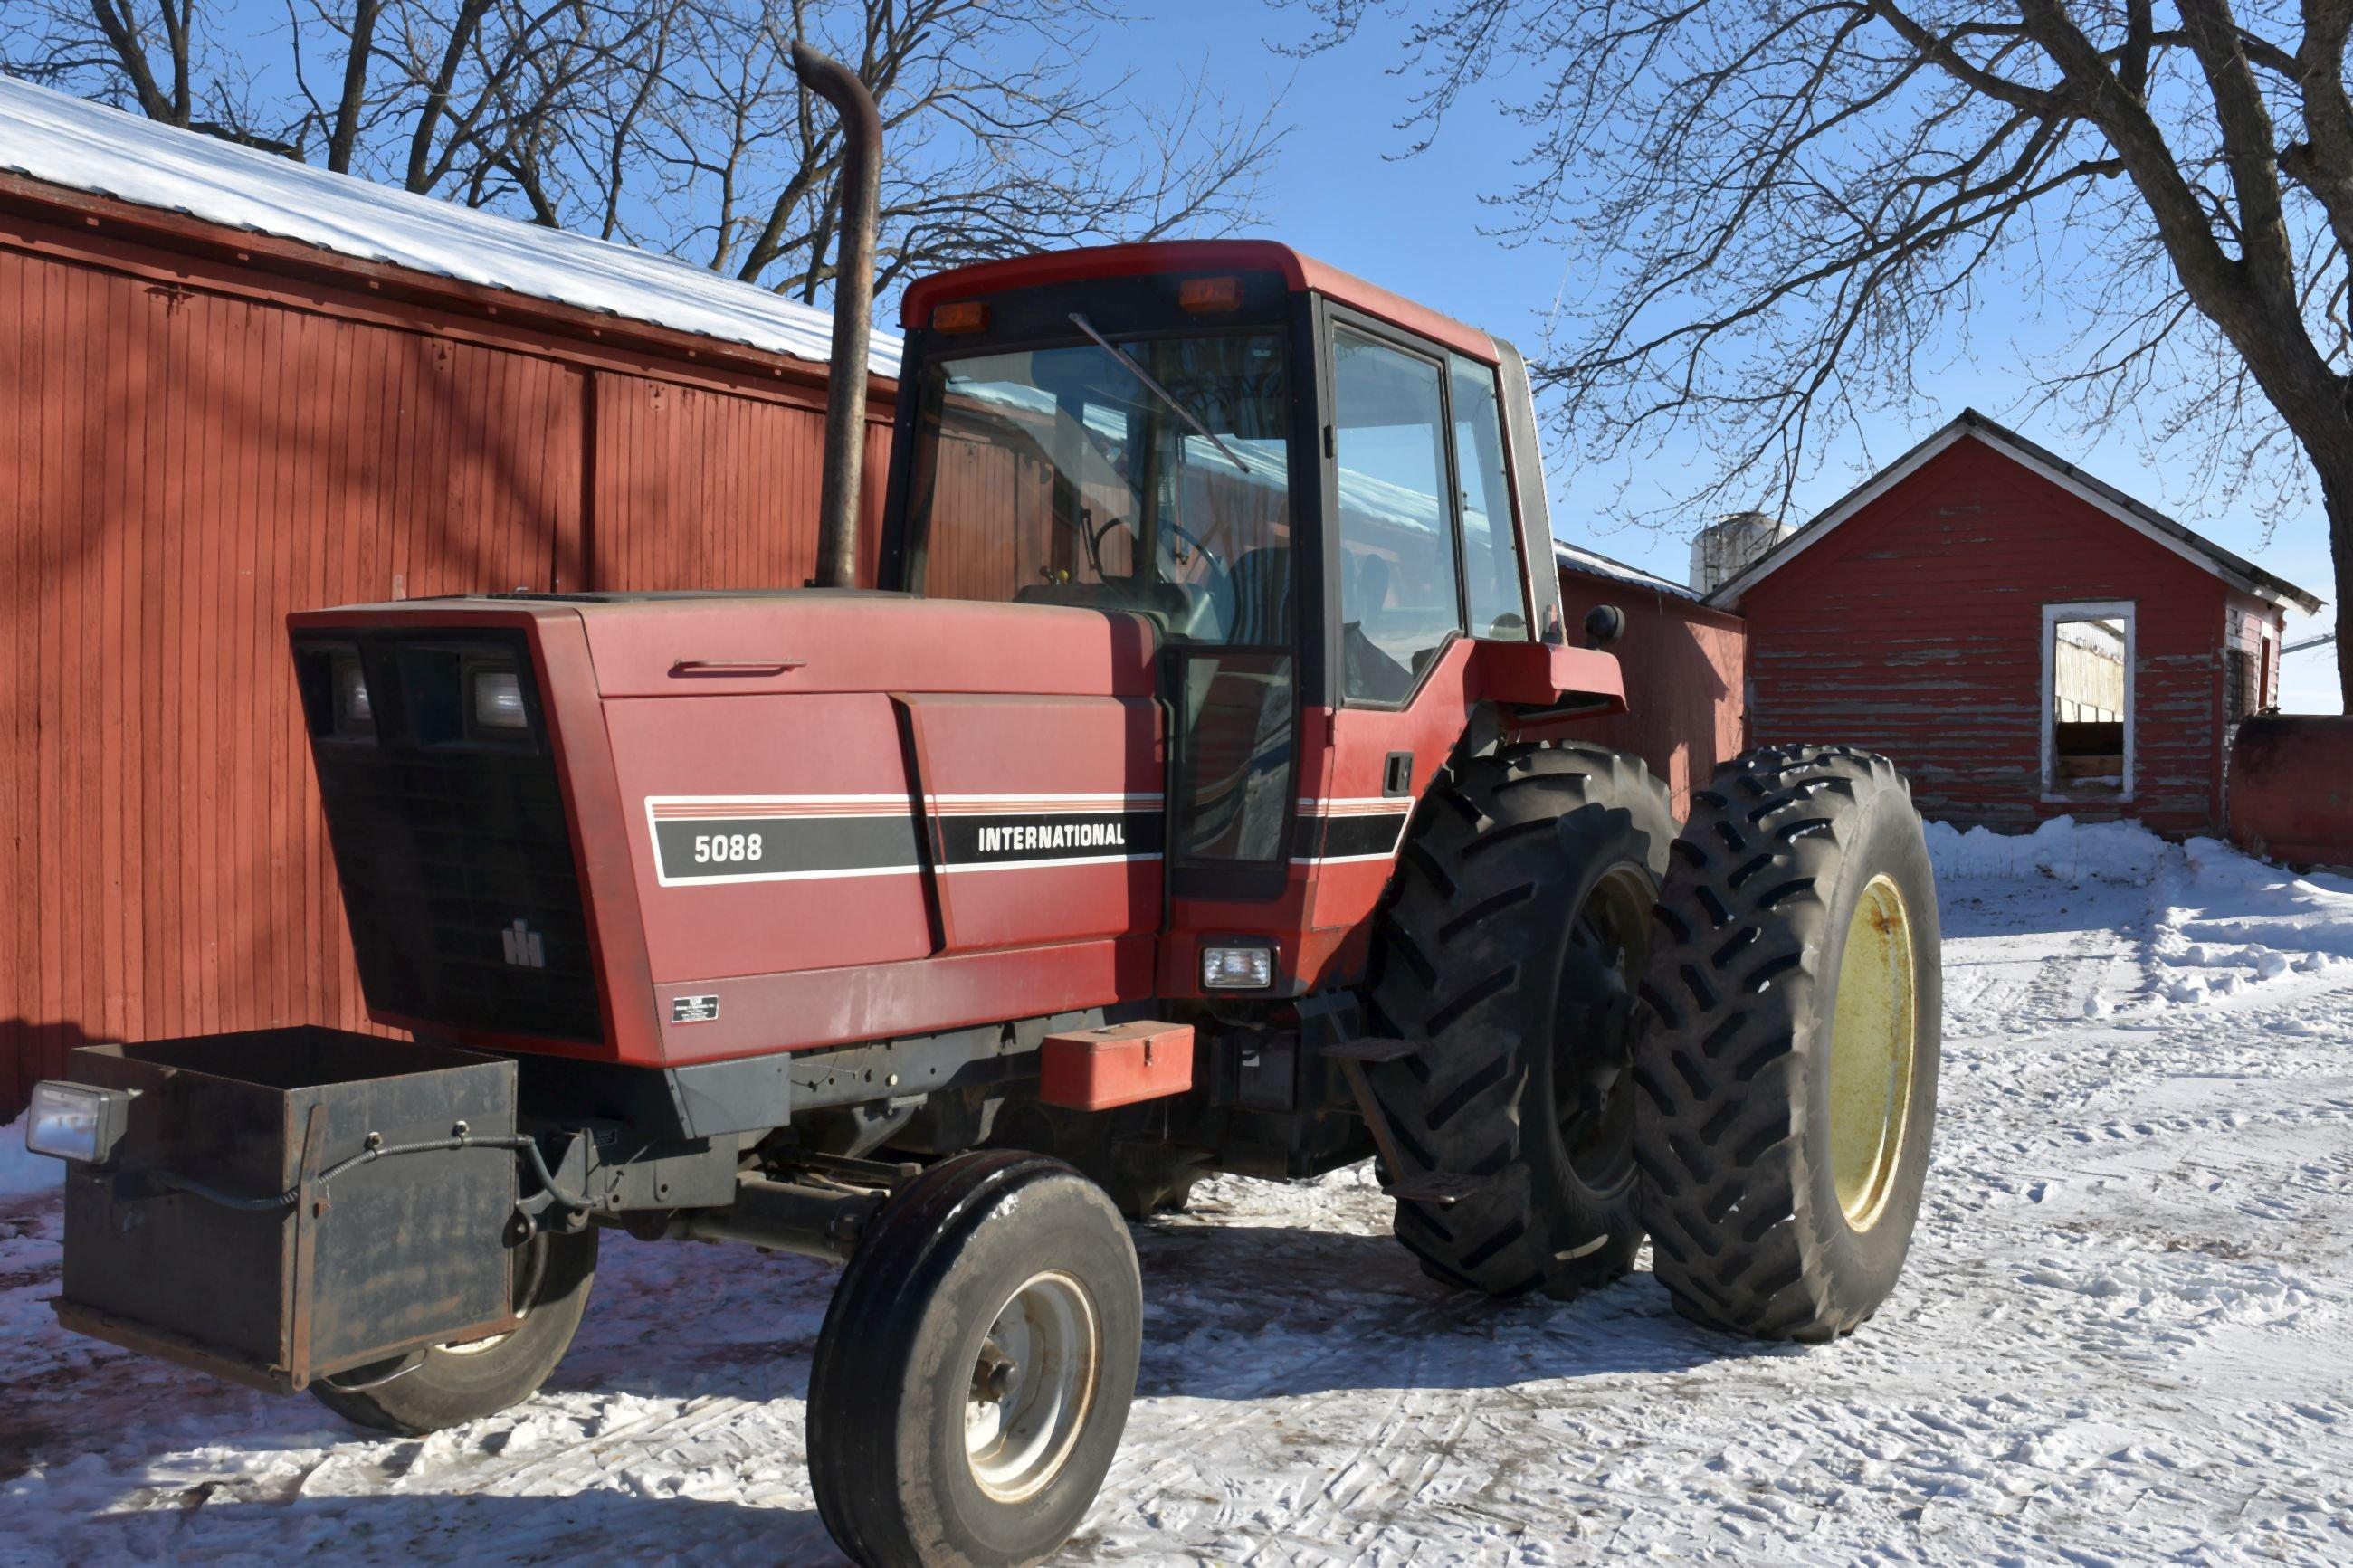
[27,49,1941,1568]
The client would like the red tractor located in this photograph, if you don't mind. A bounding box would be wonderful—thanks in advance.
[25,49,1940,1568]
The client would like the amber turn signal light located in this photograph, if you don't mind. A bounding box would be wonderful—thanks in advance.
[930,299,990,334]
[1178,276,1243,313]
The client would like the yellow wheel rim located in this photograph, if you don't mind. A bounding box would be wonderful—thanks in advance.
[1827,874,1917,1232]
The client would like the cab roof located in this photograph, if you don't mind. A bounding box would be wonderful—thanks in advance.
[898,240,1499,365]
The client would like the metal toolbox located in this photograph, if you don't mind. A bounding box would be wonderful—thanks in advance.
[55,1028,519,1392]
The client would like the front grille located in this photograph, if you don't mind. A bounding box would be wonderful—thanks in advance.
[304,637,604,1045]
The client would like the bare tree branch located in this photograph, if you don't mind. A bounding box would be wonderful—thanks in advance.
[1274,0,2353,701]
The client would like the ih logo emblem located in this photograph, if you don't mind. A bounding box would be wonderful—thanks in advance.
[501,919,546,968]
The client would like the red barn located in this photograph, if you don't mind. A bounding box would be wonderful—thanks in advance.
[0,80,898,1117]
[1710,410,2322,836]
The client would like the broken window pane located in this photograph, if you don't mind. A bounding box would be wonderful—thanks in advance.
[2050,615,2128,797]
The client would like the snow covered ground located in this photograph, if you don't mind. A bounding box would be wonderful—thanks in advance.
[3,821,2350,1565]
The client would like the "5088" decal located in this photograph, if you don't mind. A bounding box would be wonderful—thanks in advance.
[644,796,921,887]
[693,832,765,865]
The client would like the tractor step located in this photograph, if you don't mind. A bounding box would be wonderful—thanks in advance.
[1384,1172,1499,1207]
[1319,1036,1425,1064]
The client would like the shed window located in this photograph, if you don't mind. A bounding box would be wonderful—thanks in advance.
[2043,603,2134,801]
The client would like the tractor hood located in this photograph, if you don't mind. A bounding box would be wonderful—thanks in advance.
[561,591,1161,698]
[286,589,1169,1066]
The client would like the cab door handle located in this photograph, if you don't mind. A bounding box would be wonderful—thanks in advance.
[669,659,807,677]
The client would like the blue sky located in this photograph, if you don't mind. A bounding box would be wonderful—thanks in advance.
[1127,0,2342,708]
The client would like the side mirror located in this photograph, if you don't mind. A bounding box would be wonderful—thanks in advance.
[1584,604,1627,650]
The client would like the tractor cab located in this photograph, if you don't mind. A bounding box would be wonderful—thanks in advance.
[879,242,1624,991]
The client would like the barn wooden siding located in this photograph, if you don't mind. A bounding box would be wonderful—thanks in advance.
[1554,567,1748,817]
[0,189,893,1116]
[1737,437,2262,836]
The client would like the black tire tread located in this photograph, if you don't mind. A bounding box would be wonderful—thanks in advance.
[806,1151,1139,1568]
[1632,744,1916,1344]
[1365,741,1673,1299]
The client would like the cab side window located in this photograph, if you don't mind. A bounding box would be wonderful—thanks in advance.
[1451,356,1529,641]
[1331,328,1463,702]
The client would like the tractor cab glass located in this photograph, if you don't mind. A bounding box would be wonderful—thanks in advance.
[903,331,1294,645]
[1329,333,1530,703]
[902,316,1301,889]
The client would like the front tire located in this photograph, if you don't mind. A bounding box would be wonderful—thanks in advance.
[1633,746,1941,1342]
[1364,743,1674,1299]
[807,1151,1142,1568]
[310,1226,597,1435]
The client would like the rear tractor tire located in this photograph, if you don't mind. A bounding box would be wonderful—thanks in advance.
[1363,742,1675,1299]
[310,1225,598,1435]
[1633,746,1941,1342]
[807,1150,1143,1568]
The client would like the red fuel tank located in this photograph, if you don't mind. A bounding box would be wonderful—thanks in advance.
[2228,715,2353,868]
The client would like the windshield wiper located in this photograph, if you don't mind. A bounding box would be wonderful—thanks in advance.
[1067,313,1252,475]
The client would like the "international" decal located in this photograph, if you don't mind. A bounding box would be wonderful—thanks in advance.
[644,793,1165,886]
[929,794,1163,872]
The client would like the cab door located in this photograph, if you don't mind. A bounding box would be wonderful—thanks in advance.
[1157,315,1320,910]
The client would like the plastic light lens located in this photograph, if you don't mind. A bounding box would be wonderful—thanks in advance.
[472,669,528,730]
[1178,275,1243,313]
[1201,945,1274,990]
[931,299,990,334]
[331,654,372,733]
[25,1081,114,1164]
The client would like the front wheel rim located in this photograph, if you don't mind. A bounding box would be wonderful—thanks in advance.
[964,1270,1100,1503]
[1827,873,1919,1231]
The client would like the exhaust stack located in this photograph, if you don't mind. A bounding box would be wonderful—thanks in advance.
[789,43,882,591]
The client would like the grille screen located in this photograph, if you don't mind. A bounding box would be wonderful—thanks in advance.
[304,636,604,1045]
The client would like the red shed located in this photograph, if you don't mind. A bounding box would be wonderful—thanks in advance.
[1712,410,2323,836]
[1552,543,1748,817]
[0,80,899,1116]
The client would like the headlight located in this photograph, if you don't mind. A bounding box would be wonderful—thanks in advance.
[331,653,373,735]
[472,668,528,731]
[24,1080,133,1164]
[1201,944,1274,990]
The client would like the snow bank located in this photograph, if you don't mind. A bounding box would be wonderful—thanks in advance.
[0,1116,60,1197]
[0,76,903,380]
[1927,816,2353,1012]
[2160,835,2353,984]
[1926,815,2170,886]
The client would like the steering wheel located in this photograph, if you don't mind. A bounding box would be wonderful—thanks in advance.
[1157,517,1234,631]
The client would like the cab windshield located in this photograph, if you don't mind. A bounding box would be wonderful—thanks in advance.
[902,331,1294,646]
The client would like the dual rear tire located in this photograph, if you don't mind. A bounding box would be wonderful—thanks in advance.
[1369,742,1941,1343]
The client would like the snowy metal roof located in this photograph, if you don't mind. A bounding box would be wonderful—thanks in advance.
[1554,540,1704,602]
[0,74,903,380]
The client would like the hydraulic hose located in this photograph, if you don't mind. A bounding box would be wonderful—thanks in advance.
[152,1129,588,1214]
